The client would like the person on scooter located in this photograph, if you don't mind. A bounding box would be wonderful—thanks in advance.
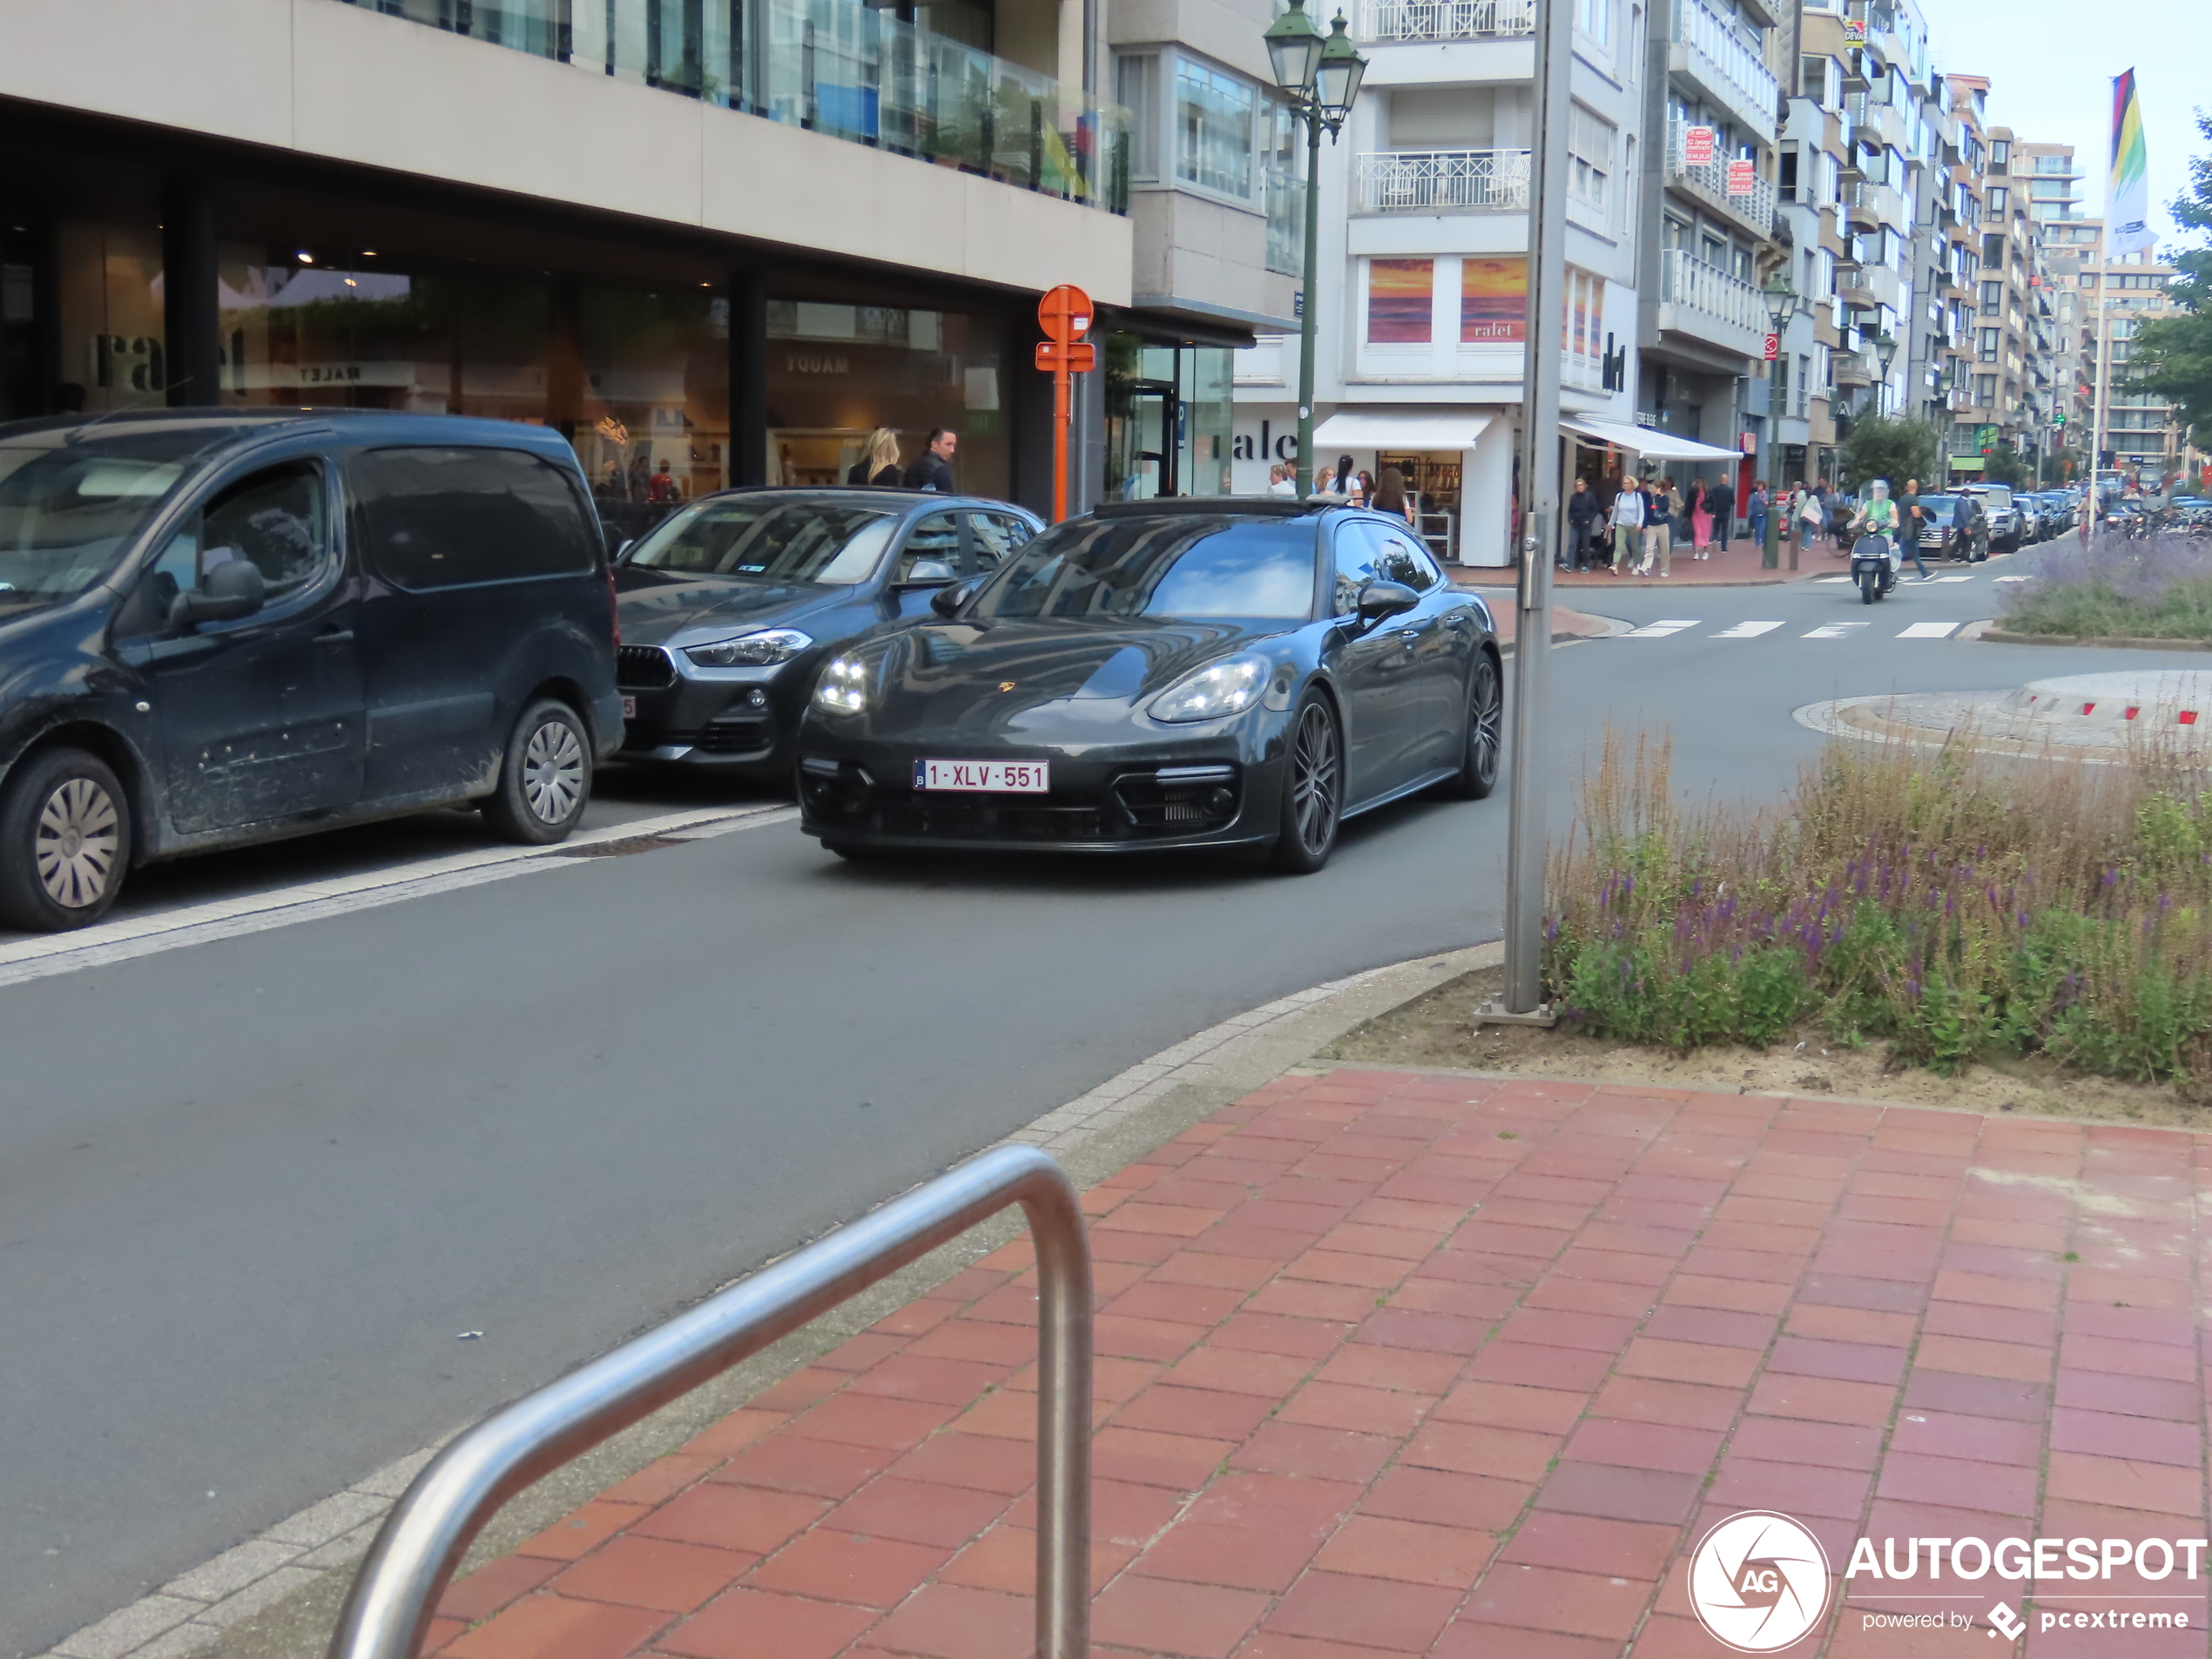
[1846,479,1901,596]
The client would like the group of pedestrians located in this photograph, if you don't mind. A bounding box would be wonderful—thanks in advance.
[1557,470,1743,577]
[1270,455,1421,525]
[845,426,961,492]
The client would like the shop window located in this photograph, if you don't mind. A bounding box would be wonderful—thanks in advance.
[1462,259,1526,345]
[54,222,165,412]
[1176,59,1256,199]
[354,447,598,590]
[1366,260,1434,345]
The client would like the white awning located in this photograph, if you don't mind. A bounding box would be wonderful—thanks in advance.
[1561,416,1745,462]
[1312,410,1496,449]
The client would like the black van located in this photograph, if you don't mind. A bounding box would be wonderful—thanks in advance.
[0,410,623,932]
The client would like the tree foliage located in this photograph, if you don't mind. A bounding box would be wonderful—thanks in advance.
[1982,444,2032,489]
[1841,415,1941,490]
[2126,111,2212,442]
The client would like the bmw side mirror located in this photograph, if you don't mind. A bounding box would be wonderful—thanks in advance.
[893,557,957,590]
[1354,581,1420,627]
[930,575,985,618]
[169,558,266,631]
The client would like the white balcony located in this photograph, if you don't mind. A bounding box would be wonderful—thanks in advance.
[1662,120,1774,238]
[1355,149,1532,213]
[1656,247,1766,359]
[1668,0,1778,145]
[1359,0,1534,41]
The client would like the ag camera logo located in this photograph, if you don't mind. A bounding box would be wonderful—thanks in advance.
[1689,1511,1831,1652]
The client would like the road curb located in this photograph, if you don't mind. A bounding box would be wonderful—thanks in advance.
[52,939,1503,1659]
[1977,627,2212,651]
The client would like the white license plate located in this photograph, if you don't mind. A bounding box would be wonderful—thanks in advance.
[621,695,637,718]
[914,759,1050,793]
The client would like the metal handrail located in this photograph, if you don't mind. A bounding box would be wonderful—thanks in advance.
[327,1144,1092,1659]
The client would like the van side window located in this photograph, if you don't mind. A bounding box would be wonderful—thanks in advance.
[130,461,328,632]
[354,448,597,590]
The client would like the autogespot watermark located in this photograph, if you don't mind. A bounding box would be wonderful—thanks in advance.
[1688,1512,2209,1649]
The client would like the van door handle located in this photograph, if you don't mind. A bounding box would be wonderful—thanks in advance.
[314,630,354,646]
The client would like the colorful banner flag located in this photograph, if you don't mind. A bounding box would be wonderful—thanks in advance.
[2107,69,2152,256]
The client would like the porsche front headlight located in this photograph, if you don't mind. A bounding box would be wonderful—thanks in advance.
[1147,655,1271,724]
[812,653,871,716]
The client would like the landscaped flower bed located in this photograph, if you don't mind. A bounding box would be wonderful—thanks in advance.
[2000,531,2212,640]
[1544,732,2212,1085]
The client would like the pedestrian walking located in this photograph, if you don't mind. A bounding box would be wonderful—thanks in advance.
[905,428,959,492]
[1565,475,1601,570]
[1898,476,1931,579]
[1372,465,1414,525]
[1797,478,1825,553]
[846,427,905,487]
[1688,478,1713,556]
[1706,475,1735,553]
[1608,473,1644,576]
[1745,479,1768,552]
[1642,476,1676,577]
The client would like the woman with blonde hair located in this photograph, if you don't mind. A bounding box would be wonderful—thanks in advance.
[846,428,904,487]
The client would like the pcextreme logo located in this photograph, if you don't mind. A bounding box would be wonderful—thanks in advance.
[1688,1511,1831,1652]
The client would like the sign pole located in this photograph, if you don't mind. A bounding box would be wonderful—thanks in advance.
[1487,0,1570,1024]
[1035,287,1096,523]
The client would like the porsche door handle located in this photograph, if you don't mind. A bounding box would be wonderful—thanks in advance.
[314,629,354,646]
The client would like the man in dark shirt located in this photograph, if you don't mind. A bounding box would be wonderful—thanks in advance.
[1705,475,1736,551]
[1564,476,1602,570]
[905,428,959,492]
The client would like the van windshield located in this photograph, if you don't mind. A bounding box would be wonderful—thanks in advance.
[0,439,196,606]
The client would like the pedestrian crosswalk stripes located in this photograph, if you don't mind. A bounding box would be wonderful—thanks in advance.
[1815,572,1974,583]
[1609,619,1968,641]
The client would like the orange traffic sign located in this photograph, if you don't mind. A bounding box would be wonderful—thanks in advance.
[1035,341,1097,373]
[1038,284,1093,345]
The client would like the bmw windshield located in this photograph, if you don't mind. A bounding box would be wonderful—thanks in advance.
[970,516,1318,622]
[625,497,899,585]
[0,435,201,607]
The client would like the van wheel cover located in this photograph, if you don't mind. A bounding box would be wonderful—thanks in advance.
[35,777,121,908]
[521,721,586,824]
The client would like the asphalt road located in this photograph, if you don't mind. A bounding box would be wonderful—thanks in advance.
[10,543,2203,1655]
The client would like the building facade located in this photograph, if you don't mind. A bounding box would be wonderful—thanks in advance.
[0,0,1298,523]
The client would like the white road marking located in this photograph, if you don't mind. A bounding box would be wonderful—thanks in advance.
[1995,575,2032,583]
[1897,621,1959,638]
[0,805,793,989]
[1814,575,1855,583]
[1623,619,1700,637]
[1710,621,1784,637]
[1803,620,1872,638]
[1930,574,1975,583]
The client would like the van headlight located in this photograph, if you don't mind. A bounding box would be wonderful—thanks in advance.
[813,654,871,716]
[1148,655,1271,724]
[686,627,813,667]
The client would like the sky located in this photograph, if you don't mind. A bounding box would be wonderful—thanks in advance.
[1917,0,2209,251]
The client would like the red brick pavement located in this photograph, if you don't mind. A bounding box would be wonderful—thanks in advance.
[422,1072,2212,1659]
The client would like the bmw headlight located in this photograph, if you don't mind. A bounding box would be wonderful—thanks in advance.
[813,653,871,716]
[1148,655,1271,724]
[685,627,813,668]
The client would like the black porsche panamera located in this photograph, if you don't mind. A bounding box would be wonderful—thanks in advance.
[794,498,1503,872]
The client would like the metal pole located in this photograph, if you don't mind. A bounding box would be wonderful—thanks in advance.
[1494,0,1571,1019]
[325,1146,1091,1659]
[1296,107,1325,492]
[2091,283,2113,501]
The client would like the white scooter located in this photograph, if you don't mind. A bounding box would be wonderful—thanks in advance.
[1851,533,1899,604]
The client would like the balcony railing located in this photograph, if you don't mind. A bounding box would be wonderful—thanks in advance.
[1658,248,1766,337]
[1662,120,1774,236]
[1833,349,1875,385]
[337,0,1131,213]
[1355,149,1532,212]
[1669,0,1779,143]
[1359,0,1535,39]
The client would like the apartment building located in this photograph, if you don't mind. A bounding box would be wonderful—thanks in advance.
[1633,0,1785,501]
[0,0,1290,520]
[1230,0,1672,567]
[2060,220,2188,487]
[2021,138,2092,469]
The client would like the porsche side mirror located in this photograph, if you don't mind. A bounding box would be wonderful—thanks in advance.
[1354,581,1420,627]
[929,575,985,617]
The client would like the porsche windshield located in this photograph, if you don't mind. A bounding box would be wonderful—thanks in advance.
[973,517,1318,621]
[626,498,898,584]
[0,439,197,604]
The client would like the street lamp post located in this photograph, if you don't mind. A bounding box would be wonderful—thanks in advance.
[1264,0,1365,493]
[1871,333,1898,417]
[1759,277,1800,570]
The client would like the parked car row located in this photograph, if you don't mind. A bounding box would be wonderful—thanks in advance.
[0,411,1502,932]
